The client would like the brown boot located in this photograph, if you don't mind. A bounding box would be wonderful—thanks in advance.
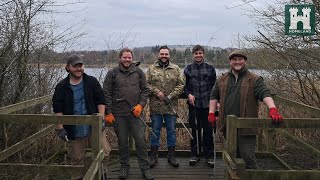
[167,146,179,167]
[149,146,158,168]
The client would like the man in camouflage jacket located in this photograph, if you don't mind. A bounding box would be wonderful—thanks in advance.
[146,45,185,168]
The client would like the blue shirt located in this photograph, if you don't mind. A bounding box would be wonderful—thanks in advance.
[71,80,91,138]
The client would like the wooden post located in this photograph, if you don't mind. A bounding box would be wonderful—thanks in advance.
[257,130,264,152]
[235,158,247,180]
[90,114,102,180]
[226,115,238,160]
[266,129,275,153]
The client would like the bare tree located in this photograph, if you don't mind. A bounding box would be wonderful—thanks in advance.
[241,0,320,108]
[0,0,86,170]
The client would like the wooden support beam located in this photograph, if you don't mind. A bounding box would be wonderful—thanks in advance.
[0,125,55,162]
[0,163,83,176]
[276,129,320,158]
[83,150,104,180]
[236,118,320,129]
[106,122,191,128]
[0,95,52,114]
[0,114,97,125]
[273,95,320,117]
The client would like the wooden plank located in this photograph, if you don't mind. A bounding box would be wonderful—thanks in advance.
[106,122,191,128]
[0,163,83,176]
[273,95,320,117]
[236,118,320,129]
[107,157,225,180]
[0,125,55,162]
[272,153,292,170]
[276,129,320,158]
[83,149,104,180]
[0,95,51,114]
[246,169,320,180]
[0,114,101,125]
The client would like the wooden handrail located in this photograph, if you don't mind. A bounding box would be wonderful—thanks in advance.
[0,95,52,114]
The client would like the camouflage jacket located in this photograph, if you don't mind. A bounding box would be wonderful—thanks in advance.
[146,61,185,114]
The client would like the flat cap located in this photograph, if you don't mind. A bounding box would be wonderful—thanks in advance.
[228,50,247,60]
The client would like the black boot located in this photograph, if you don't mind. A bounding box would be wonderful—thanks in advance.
[150,146,158,168]
[167,146,179,167]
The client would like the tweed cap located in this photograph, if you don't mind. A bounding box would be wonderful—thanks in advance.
[228,50,247,60]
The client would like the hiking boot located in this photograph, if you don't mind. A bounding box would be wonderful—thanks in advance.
[119,167,129,179]
[167,146,179,167]
[142,169,154,180]
[189,156,200,166]
[149,146,158,168]
[206,158,215,168]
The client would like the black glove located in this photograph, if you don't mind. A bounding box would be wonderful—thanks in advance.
[55,128,69,141]
[164,95,172,105]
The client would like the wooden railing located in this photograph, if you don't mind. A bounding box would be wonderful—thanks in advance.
[0,95,104,180]
[224,94,320,180]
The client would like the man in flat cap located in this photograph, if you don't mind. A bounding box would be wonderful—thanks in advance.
[208,50,283,169]
[53,54,110,179]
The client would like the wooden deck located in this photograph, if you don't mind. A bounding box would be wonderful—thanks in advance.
[106,157,225,179]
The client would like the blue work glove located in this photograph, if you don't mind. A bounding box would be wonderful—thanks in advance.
[55,128,69,141]
[164,95,172,105]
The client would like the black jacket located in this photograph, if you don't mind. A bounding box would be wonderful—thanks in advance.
[52,73,106,139]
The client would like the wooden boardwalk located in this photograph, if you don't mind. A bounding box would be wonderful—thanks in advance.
[107,157,225,179]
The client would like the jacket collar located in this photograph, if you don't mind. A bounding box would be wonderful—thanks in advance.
[154,61,175,69]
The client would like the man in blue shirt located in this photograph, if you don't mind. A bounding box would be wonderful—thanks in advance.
[53,54,110,179]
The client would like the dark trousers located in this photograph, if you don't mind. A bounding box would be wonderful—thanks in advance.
[237,135,257,169]
[114,115,150,170]
[188,106,214,158]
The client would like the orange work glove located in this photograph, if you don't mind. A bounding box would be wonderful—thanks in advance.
[132,104,143,117]
[269,107,283,124]
[104,113,115,124]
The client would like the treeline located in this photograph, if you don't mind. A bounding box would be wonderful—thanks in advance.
[31,46,234,68]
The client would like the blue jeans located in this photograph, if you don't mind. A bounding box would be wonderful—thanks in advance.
[150,114,177,147]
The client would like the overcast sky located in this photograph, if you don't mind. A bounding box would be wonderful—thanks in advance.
[53,0,265,50]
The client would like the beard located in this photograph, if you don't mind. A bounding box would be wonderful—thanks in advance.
[69,70,83,79]
[158,57,169,65]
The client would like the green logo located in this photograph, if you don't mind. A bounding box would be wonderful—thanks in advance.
[285,4,315,35]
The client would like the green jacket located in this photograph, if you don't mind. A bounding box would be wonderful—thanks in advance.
[146,61,185,114]
[103,63,149,116]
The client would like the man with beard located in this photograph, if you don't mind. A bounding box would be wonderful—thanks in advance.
[146,45,185,168]
[208,50,283,169]
[184,45,216,167]
[53,54,110,179]
[103,48,153,180]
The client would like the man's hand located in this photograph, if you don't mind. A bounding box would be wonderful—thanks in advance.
[132,104,143,117]
[55,128,69,141]
[156,91,165,101]
[208,112,216,127]
[104,113,115,124]
[188,94,195,106]
[269,107,283,124]
[164,95,172,105]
